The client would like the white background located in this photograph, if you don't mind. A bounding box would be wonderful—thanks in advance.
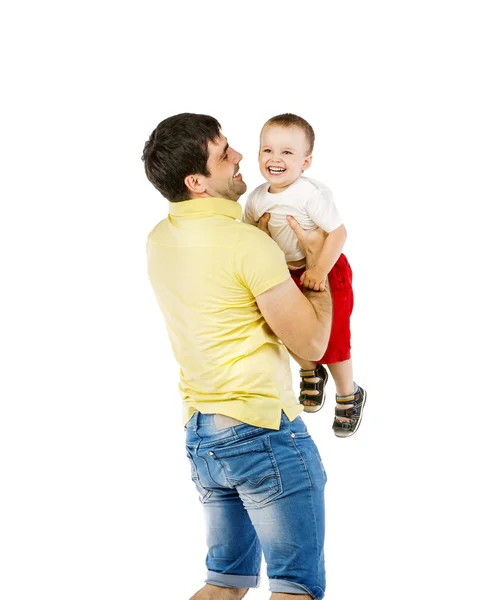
[1,1,503,599]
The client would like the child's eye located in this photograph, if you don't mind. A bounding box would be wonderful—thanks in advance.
[262,148,271,153]
[283,151,292,155]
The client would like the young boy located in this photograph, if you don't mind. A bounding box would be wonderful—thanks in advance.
[243,113,366,437]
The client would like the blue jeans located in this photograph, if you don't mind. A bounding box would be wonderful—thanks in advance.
[185,412,327,599]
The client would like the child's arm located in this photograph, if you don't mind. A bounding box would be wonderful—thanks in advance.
[301,224,347,291]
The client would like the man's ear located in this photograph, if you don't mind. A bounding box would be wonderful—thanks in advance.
[184,174,207,195]
[302,154,313,171]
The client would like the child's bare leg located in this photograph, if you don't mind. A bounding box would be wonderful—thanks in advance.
[328,359,355,422]
[327,359,354,397]
[289,350,320,407]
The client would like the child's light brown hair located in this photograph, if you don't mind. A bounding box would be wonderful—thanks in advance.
[262,113,315,155]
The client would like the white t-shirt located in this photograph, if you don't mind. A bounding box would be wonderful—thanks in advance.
[243,176,343,262]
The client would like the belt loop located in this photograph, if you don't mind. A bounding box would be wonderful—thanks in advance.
[194,410,201,431]
[187,410,199,432]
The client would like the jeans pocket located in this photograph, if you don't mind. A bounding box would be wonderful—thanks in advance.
[211,436,282,507]
[186,448,213,503]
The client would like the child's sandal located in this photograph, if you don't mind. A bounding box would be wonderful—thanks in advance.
[299,364,328,413]
[332,386,367,437]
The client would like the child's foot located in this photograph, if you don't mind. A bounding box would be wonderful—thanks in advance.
[332,385,367,437]
[299,364,328,413]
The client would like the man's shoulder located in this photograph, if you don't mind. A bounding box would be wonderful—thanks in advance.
[146,217,169,245]
[236,220,276,244]
[234,221,290,285]
[235,221,287,264]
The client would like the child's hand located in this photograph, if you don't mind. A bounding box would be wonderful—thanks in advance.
[300,267,328,291]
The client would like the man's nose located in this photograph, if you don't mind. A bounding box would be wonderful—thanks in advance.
[231,148,243,162]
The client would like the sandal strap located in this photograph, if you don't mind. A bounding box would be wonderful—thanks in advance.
[300,393,323,404]
[336,392,364,407]
[300,381,322,391]
[335,389,364,417]
[300,364,326,378]
[299,365,328,406]
[335,421,354,430]
[299,366,328,391]
[335,406,357,418]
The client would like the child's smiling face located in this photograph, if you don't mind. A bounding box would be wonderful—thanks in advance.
[259,125,312,193]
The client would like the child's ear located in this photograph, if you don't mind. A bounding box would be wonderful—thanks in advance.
[302,154,313,171]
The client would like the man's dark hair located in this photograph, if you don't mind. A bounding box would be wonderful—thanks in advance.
[263,113,315,154]
[142,113,221,202]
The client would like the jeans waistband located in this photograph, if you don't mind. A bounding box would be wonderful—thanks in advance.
[186,412,246,432]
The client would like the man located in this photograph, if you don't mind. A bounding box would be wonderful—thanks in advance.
[142,113,332,600]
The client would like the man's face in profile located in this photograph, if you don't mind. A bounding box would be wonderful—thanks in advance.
[203,134,247,201]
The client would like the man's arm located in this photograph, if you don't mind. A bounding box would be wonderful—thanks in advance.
[256,216,332,361]
[256,278,332,361]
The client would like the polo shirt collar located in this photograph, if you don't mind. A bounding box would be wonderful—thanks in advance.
[169,197,242,220]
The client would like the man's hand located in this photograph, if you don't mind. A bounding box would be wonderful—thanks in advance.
[301,266,328,292]
[257,212,271,237]
[286,215,327,265]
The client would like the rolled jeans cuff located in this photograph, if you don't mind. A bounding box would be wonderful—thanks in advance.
[205,570,260,589]
[270,578,316,597]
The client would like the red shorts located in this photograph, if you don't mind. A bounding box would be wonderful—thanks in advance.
[290,253,354,364]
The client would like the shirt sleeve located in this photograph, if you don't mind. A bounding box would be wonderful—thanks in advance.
[234,225,290,297]
[305,187,343,233]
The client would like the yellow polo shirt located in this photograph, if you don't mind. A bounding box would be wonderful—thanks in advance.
[146,197,303,429]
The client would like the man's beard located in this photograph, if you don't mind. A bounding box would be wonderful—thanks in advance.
[212,178,246,201]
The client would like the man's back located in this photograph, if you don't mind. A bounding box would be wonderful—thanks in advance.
[146,197,302,429]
